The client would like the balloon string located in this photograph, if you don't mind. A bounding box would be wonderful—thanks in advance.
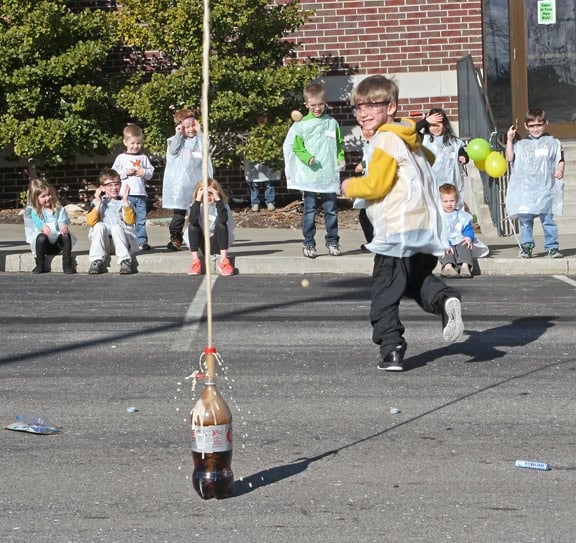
[201,0,213,349]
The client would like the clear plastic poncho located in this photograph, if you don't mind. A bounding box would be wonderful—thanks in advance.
[162,131,213,210]
[505,135,563,218]
[421,134,466,197]
[283,115,342,193]
[346,120,448,258]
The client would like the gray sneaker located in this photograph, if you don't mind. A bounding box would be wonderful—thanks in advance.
[519,244,533,259]
[547,248,563,259]
[266,203,276,211]
[88,259,104,275]
[327,244,341,256]
[303,245,318,259]
[119,259,133,275]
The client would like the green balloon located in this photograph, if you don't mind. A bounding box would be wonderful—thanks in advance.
[467,138,491,162]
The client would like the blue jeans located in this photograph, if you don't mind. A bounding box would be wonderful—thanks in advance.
[128,195,148,245]
[302,191,339,247]
[249,182,275,206]
[518,213,559,251]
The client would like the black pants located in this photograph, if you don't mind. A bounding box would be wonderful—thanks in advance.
[35,233,72,258]
[169,209,187,242]
[359,208,374,244]
[188,222,228,255]
[370,253,460,358]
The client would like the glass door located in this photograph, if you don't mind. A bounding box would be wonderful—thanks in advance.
[509,0,576,138]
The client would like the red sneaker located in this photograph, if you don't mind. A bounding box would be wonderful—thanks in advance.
[188,259,202,275]
[218,257,234,276]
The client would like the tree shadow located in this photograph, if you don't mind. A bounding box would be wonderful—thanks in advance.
[232,347,570,498]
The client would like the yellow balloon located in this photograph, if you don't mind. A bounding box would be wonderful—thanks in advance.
[484,151,507,178]
[474,159,485,171]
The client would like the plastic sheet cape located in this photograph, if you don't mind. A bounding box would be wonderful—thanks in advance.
[24,206,77,256]
[442,208,489,259]
[505,135,563,218]
[363,131,449,258]
[282,117,341,193]
[421,135,466,199]
[162,132,214,210]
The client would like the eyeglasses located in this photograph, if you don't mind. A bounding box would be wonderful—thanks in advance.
[103,182,121,187]
[525,122,546,128]
[352,102,389,115]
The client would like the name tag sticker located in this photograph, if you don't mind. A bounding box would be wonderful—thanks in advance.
[535,148,548,157]
[325,129,336,138]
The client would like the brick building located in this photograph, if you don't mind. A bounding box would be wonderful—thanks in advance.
[2,1,575,207]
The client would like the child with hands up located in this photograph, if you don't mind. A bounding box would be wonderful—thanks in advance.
[86,168,138,275]
[187,179,235,276]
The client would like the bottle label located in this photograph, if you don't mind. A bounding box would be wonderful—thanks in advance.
[191,423,232,453]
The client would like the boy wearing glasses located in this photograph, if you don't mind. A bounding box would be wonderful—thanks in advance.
[287,83,345,258]
[86,168,138,275]
[505,109,565,259]
[341,75,463,372]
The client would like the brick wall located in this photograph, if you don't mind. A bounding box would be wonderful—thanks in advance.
[277,0,483,119]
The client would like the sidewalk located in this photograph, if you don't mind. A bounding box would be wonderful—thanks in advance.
[1,221,575,275]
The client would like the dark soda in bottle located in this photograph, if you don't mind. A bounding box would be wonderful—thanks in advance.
[190,348,233,499]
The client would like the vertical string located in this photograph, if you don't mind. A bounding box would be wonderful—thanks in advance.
[201,0,213,350]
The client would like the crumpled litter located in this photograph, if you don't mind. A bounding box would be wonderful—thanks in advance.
[5,414,61,435]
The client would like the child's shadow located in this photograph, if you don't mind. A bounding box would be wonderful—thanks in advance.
[406,316,555,370]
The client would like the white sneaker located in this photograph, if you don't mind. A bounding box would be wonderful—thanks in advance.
[327,244,341,256]
[303,245,318,259]
[251,204,259,212]
[266,203,275,211]
[442,297,463,343]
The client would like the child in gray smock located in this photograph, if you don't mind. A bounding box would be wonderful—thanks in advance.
[244,160,279,212]
[505,108,565,259]
[419,108,469,204]
[163,109,213,251]
[438,183,488,278]
[283,83,345,258]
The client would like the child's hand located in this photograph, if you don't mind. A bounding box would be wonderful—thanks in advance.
[554,165,565,179]
[461,237,473,249]
[506,125,517,141]
[308,157,316,166]
[355,163,363,174]
[208,187,220,201]
[59,223,69,236]
[341,178,351,196]
[445,247,455,256]
[41,224,52,237]
[425,112,443,126]
[95,187,105,204]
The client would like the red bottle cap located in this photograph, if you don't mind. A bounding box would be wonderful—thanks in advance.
[204,346,217,354]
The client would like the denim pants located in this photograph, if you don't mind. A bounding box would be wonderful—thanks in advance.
[249,182,275,206]
[518,213,559,250]
[128,195,148,245]
[302,191,339,247]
